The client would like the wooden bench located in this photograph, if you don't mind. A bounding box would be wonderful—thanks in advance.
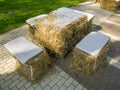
[70,31,110,75]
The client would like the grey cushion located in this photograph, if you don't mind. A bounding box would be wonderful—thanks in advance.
[4,37,42,64]
[76,32,110,56]
[51,7,94,28]
[26,14,48,27]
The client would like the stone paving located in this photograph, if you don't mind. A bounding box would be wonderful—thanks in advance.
[0,0,120,90]
[100,13,120,38]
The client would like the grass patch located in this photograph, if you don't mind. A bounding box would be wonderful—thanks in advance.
[0,0,85,34]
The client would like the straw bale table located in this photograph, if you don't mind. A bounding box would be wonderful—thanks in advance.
[34,7,94,58]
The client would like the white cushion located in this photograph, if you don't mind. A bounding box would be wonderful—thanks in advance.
[52,7,94,27]
[4,37,42,64]
[74,10,95,21]
[26,14,48,27]
[53,7,85,28]
[76,32,110,56]
[60,7,95,21]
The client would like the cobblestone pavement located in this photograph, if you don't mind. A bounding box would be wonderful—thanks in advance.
[0,0,120,90]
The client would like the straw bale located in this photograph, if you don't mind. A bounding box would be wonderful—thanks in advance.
[100,0,120,11]
[34,13,91,58]
[27,26,35,41]
[69,40,110,76]
[16,51,52,83]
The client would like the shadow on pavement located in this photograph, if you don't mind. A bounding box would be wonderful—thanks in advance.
[92,24,102,31]
[108,40,120,61]
[55,52,120,90]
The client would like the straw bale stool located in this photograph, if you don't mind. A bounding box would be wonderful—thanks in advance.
[4,37,51,82]
[70,32,110,75]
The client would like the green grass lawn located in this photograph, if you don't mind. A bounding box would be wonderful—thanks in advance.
[0,0,85,34]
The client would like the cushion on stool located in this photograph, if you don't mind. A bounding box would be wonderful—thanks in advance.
[4,37,42,64]
[76,31,110,56]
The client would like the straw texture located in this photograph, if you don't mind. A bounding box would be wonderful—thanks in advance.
[69,40,110,76]
[16,51,52,83]
[96,0,120,11]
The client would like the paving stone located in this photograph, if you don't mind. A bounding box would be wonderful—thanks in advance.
[5,59,15,64]
[11,86,18,90]
[51,85,59,90]
[55,66,62,73]
[9,79,20,89]
[40,81,47,88]
[19,86,26,90]
[6,67,16,74]
[107,40,120,61]
[28,86,34,90]
[57,77,66,87]
[35,86,42,90]
[63,73,69,80]
[0,73,7,80]
[24,82,32,88]
[72,80,79,87]
[67,84,75,90]
[11,74,20,81]
[32,84,39,88]
[4,73,15,81]
[60,71,66,76]
[1,80,12,89]
[59,85,67,90]
[43,86,50,90]
[65,78,73,87]
[49,78,59,87]
[100,20,120,37]
[0,80,5,85]
[43,78,51,85]
[56,75,62,80]
[49,73,57,80]
[17,79,27,88]
[82,87,87,90]
[75,84,83,90]
[4,87,9,90]
[0,68,8,74]
[0,67,3,72]
[19,76,25,81]
[107,15,120,24]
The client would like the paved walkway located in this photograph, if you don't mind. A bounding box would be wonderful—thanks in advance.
[0,0,120,90]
